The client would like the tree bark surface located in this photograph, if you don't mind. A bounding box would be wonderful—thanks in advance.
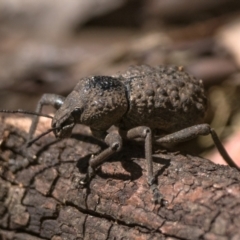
[0,116,240,240]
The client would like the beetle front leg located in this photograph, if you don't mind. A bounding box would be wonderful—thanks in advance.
[11,94,65,172]
[28,94,65,143]
[80,132,123,185]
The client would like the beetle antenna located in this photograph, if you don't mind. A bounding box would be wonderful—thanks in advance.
[0,109,53,119]
[26,127,58,147]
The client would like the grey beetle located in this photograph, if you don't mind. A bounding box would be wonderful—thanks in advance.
[1,65,239,199]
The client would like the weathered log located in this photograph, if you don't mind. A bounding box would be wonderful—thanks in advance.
[0,116,240,240]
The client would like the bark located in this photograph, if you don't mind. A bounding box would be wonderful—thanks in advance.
[0,116,240,240]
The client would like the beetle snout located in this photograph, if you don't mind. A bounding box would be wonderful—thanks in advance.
[54,126,73,138]
[52,117,75,139]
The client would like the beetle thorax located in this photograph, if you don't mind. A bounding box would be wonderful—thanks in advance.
[79,76,128,131]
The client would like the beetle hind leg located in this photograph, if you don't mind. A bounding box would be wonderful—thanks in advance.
[156,123,239,170]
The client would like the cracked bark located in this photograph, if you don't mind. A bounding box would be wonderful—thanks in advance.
[0,116,240,240]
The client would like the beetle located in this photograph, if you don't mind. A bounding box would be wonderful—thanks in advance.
[1,65,239,199]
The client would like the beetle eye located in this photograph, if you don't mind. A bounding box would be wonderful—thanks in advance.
[71,108,81,121]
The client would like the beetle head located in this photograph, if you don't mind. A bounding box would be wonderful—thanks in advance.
[51,75,129,138]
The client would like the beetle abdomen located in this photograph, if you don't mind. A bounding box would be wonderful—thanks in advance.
[117,65,207,133]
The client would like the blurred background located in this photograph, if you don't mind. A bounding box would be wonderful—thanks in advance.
[1,0,240,166]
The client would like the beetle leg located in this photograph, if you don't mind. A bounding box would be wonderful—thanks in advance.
[80,132,122,185]
[125,126,164,204]
[28,94,65,143]
[125,126,154,185]
[156,123,239,170]
[10,94,65,172]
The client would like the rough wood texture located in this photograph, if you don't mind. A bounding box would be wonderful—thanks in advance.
[0,116,240,240]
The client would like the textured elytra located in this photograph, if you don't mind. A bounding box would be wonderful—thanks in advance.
[116,65,207,133]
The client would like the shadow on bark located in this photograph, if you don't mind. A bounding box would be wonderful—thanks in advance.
[0,116,240,240]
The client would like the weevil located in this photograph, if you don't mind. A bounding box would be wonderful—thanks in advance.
[1,65,239,200]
